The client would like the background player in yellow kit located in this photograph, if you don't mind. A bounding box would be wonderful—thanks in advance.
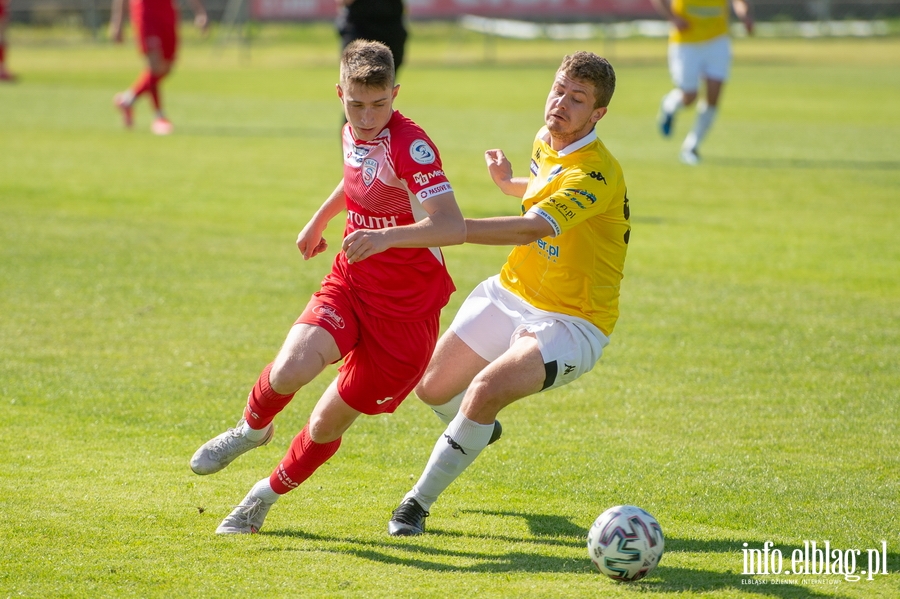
[651,0,754,165]
[387,51,630,535]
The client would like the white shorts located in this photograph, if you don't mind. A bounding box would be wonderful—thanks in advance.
[669,34,732,92]
[449,276,610,392]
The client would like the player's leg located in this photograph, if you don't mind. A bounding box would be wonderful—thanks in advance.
[416,278,514,426]
[416,331,488,421]
[149,20,177,135]
[658,42,699,137]
[390,312,607,535]
[190,323,343,475]
[114,44,169,128]
[389,333,545,536]
[681,35,730,165]
[0,6,14,81]
[216,380,358,534]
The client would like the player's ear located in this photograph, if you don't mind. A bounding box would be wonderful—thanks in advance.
[391,84,400,100]
[592,106,608,123]
[336,84,344,101]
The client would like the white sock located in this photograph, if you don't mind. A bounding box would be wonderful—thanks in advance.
[662,88,684,115]
[407,412,495,511]
[241,420,270,442]
[430,391,465,425]
[683,103,717,151]
[250,478,281,504]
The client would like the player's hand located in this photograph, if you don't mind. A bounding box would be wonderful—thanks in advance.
[195,13,209,34]
[485,149,513,188]
[341,229,388,264]
[743,16,754,35]
[109,24,123,43]
[297,224,328,260]
[672,16,689,31]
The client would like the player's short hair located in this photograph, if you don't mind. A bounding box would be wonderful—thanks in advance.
[340,40,395,89]
[558,52,616,109]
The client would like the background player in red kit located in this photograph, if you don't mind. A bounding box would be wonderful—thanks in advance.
[109,0,206,134]
[0,0,14,81]
[190,40,468,534]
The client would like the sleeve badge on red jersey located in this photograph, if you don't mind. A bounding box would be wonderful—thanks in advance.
[410,139,436,165]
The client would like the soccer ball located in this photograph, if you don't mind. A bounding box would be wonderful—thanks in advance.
[587,505,665,582]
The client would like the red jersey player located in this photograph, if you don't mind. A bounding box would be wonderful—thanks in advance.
[190,40,470,535]
[109,0,206,134]
[0,0,14,81]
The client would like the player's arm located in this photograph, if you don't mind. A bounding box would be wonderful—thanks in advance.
[732,0,754,35]
[484,149,528,198]
[108,0,125,42]
[463,213,555,246]
[341,192,466,264]
[649,0,689,31]
[186,0,208,31]
[297,179,347,260]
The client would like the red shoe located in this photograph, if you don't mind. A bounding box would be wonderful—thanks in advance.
[151,117,174,135]
[113,93,134,128]
[0,71,16,82]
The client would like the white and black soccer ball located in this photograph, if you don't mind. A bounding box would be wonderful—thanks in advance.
[587,505,665,582]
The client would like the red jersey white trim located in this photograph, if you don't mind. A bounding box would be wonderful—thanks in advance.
[328,111,456,321]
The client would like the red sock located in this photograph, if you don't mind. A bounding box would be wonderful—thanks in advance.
[269,424,341,494]
[243,363,296,430]
[0,44,6,64]
[130,70,162,104]
[148,76,163,112]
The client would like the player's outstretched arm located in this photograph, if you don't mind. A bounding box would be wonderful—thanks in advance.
[341,192,465,264]
[484,149,528,198]
[187,0,209,32]
[108,0,125,42]
[464,213,555,246]
[297,179,347,260]
[733,0,754,35]
[649,0,689,31]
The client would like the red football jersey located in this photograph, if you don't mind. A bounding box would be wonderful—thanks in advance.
[328,110,456,321]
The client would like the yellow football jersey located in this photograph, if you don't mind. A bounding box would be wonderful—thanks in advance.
[499,127,630,336]
[670,0,730,43]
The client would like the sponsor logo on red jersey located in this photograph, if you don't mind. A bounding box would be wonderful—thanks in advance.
[313,304,345,330]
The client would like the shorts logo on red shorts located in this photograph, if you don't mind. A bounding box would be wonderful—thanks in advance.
[313,304,345,330]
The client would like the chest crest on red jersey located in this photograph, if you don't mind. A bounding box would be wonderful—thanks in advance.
[362,158,378,186]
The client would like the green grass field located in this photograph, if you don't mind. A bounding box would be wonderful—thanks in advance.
[1,22,898,598]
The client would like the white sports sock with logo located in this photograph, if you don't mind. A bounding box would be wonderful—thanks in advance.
[241,420,270,442]
[407,412,496,511]
[430,391,465,425]
[662,88,685,115]
[683,102,717,151]
[250,478,280,504]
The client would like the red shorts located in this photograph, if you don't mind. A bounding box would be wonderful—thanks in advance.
[130,0,178,61]
[0,2,7,21]
[295,277,440,416]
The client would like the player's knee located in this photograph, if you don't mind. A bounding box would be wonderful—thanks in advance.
[307,413,342,444]
[682,91,698,106]
[268,358,314,395]
[414,375,441,406]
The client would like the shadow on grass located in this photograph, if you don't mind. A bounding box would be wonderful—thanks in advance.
[705,157,900,171]
[263,510,881,598]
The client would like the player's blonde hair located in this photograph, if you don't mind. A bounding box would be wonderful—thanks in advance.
[340,40,395,89]
[558,52,616,108]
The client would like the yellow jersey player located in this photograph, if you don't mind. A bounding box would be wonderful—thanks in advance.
[387,51,630,536]
[651,0,754,165]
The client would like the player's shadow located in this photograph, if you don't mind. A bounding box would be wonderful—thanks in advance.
[705,157,900,171]
[265,510,865,598]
